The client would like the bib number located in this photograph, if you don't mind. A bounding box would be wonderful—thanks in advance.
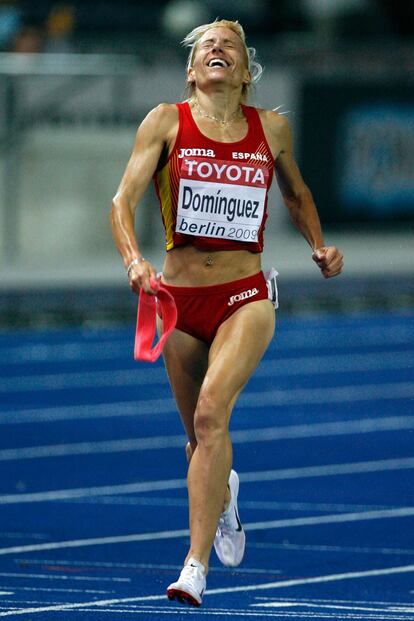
[176,158,268,242]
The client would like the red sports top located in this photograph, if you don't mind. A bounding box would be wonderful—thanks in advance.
[153,101,274,253]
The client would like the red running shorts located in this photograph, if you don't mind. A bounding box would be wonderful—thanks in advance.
[159,271,275,345]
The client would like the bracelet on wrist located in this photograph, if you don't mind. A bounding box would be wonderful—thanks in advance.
[126,257,146,277]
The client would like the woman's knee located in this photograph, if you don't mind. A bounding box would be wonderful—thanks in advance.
[194,388,229,446]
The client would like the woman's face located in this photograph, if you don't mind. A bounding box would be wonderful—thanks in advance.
[187,27,251,93]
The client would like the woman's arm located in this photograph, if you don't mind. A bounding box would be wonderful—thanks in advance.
[270,113,343,278]
[110,103,178,293]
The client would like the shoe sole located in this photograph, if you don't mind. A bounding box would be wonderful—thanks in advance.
[230,469,246,567]
[229,469,239,506]
[214,469,246,567]
[167,587,201,607]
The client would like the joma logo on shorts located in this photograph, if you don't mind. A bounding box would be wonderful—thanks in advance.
[228,288,259,306]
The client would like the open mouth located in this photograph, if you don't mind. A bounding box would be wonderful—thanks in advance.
[207,58,229,68]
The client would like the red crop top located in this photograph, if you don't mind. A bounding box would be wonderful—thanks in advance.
[153,101,274,253]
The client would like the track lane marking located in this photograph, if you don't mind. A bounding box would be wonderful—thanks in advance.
[1,563,414,616]
[0,573,129,583]
[1,350,413,390]
[1,320,413,361]
[1,381,414,426]
[1,456,414,505]
[0,507,413,557]
[1,416,413,462]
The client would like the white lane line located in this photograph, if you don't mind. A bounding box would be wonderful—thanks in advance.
[251,599,409,614]
[0,533,48,541]
[1,381,414,426]
[0,586,110,594]
[0,529,190,556]
[66,496,392,512]
[1,456,414,505]
[252,602,394,614]
[0,573,129,583]
[1,341,130,364]
[64,608,307,617]
[53,611,414,620]
[0,401,176,426]
[0,364,405,400]
[0,507,413,557]
[258,350,414,377]
[239,500,394,513]
[256,596,414,606]
[1,416,413,462]
[243,507,414,533]
[239,457,414,483]
[0,435,186,461]
[0,368,166,392]
[250,541,414,557]
[0,608,336,618]
[16,559,282,576]
[238,382,414,408]
[40,608,400,619]
[1,563,414,617]
[1,321,413,362]
[204,563,414,597]
[2,350,414,391]
[17,608,304,618]
[0,606,335,618]
[0,477,187,505]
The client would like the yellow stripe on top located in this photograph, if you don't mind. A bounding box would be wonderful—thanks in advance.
[155,161,175,250]
[169,152,181,203]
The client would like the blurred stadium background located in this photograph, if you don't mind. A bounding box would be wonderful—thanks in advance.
[0,0,413,325]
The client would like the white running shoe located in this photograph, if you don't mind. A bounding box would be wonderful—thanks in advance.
[166,557,206,607]
[214,469,246,567]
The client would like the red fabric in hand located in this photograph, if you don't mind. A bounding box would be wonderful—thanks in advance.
[134,277,177,362]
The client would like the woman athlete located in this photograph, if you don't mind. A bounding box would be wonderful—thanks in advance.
[110,19,343,607]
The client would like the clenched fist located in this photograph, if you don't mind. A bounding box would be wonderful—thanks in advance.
[312,246,343,278]
[128,259,158,294]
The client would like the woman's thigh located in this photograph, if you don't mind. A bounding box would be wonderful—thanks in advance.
[202,299,275,419]
[159,298,274,440]
[159,318,209,444]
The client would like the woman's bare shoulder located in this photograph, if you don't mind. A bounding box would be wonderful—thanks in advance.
[141,102,179,129]
[134,103,179,145]
[256,107,290,135]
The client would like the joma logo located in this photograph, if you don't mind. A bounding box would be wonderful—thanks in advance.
[228,288,259,306]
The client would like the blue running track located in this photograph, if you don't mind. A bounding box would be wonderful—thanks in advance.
[0,310,414,620]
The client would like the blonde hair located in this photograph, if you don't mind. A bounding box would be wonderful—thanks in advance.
[181,19,263,102]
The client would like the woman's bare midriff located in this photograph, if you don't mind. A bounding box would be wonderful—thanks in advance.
[161,245,262,287]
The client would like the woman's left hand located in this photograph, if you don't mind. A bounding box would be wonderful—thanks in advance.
[312,246,344,278]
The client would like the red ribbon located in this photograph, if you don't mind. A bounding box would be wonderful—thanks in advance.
[134,277,177,362]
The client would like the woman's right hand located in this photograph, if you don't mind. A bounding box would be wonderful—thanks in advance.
[128,259,158,295]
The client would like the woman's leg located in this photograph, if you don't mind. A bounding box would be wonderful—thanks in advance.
[185,299,275,571]
[160,321,232,509]
[159,320,209,452]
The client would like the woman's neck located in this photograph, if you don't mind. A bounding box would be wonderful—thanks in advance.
[191,89,243,123]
